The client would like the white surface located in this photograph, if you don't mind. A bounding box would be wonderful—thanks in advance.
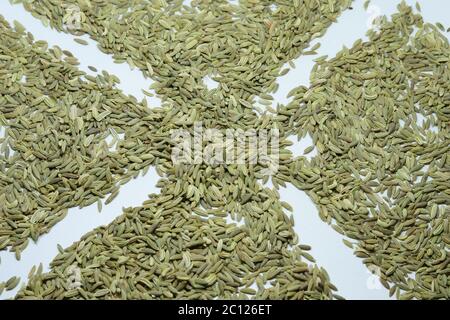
[0,0,449,300]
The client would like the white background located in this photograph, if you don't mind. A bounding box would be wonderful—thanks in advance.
[0,0,449,300]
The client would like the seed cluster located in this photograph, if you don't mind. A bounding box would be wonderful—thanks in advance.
[0,0,448,300]
[16,187,340,300]
[0,15,168,258]
[277,4,450,299]
[3,0,353,299]
[2,0,353,254]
